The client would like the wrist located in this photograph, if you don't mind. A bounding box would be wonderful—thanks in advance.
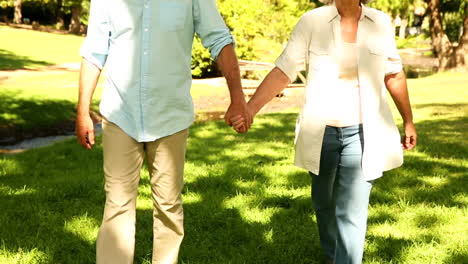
[247,101,260,115]
[230,90,246,104]
[403,119,414,125]
[77,108,91,117]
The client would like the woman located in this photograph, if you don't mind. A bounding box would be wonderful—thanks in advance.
[229,0,417,263]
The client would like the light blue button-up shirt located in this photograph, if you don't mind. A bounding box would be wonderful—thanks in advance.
[80,0,234,142]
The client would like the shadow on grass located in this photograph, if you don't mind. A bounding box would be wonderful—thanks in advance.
[174,113,323,263]
[0,111,466,263]
[0,89,76,144]
[0,139,104,263]
[365,114,467,262]
[0,49,53,70]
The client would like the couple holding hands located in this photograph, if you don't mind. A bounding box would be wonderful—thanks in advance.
[77,0,416,263]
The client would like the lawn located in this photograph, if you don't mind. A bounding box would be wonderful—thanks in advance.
[0,70,226,136]
[0,26,84,70]
[0,72,467,263]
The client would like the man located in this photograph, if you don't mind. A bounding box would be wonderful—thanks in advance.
[76,0,252,263]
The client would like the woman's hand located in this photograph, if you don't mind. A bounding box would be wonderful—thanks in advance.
[402,121,417,150]
[229,104,255,133]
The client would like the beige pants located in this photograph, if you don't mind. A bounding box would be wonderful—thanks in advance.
[96,118,188,264]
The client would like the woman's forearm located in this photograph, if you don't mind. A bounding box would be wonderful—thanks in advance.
[385,70,414,124]
[248,67,291,114]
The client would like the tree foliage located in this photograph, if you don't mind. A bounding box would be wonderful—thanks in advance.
[1,0,466,73]
[192,0,319,77]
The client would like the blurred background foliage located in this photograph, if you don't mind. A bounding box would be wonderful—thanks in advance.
[0,0,466,76]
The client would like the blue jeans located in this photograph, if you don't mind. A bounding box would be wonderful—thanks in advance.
[311,125,373,264]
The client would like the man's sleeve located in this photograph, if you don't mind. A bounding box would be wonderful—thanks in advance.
[275,16,308,82]
[383,16,403,75]
[80,0,111,69]
[193,0,234,60]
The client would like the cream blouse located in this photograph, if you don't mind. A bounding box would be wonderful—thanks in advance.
[275,4,404,180]
[323,41,362,127]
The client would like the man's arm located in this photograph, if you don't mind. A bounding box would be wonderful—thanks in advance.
[230,67,290,130]
[217,44,252,133]
[385,70,417,150]
[76,59,101,149]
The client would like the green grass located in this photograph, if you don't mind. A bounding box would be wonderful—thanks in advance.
[0,72,467,263]
[0,71,103,132]
[0,26,84,70]
[396,35,431,50]
[0,71,224,134]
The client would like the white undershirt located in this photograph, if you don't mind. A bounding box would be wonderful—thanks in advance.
[324,41,362,127]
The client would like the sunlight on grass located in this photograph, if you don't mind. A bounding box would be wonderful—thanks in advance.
[0,72,467,263]
[0,247,51,264]
[63,214,99,244]
[0,26,83,70]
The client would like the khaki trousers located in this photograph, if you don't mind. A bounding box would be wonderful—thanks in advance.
[96,118,188,264]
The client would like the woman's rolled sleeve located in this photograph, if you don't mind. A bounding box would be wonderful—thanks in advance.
[80,0,110,69]
[194,0,234,60]
[274,17,308,82]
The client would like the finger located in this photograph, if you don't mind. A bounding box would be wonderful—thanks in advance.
[88,130,95,145]
[231,118,245,127]
[78,130,88,148]
[235,125,246,133]
[230,115,244,123]
[233,122,245,131]
[225,116,232,126]
[408,136,417,150]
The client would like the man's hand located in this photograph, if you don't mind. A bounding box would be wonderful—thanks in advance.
[224,99,253,133]
[402,121,417,150]
[76,113,95,149]
[76,58,101,149]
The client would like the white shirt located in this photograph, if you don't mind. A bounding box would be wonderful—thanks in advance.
[323,41,362,127]
[275,4,404,180]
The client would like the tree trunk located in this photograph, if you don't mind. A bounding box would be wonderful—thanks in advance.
[55,0,65,30]
[427,0,467,71]
[69,5,82,34]
[399,17,408,39]
[454,6,468,71]
[13,0,22,24]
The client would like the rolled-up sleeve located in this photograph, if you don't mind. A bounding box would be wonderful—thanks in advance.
[275,16,308,82]
[193,0,234,60]
[383,17,403,75]
[80,0,110,69]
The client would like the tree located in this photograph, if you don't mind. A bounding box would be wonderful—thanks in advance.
[426,0,467,71]
[55,0,65,29]
[13,0,20,23]
[68,2,81,34]
[369,0,415,39]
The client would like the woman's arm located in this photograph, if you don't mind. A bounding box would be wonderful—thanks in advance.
[385,70,417,150]
[248,67,291,115]
[230,67,291,130]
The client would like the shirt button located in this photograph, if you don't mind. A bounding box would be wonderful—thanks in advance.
[144,28,148,32]
[143,51,148,55]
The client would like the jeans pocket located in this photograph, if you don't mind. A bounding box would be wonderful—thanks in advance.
[160,1,187,32]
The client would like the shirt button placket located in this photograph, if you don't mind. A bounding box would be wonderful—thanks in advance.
[140,0,151,137]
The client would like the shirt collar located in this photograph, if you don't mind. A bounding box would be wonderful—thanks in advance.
[327,3,375,23]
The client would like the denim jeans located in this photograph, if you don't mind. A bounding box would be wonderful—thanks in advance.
[310,125,373,264]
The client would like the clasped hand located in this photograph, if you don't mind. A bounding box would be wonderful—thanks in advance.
[224,99,254,133]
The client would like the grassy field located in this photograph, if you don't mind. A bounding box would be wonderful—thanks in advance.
[0,26,84,70]
[0,71,467,263]
[1,26,467,263]
[0,70,226,135]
